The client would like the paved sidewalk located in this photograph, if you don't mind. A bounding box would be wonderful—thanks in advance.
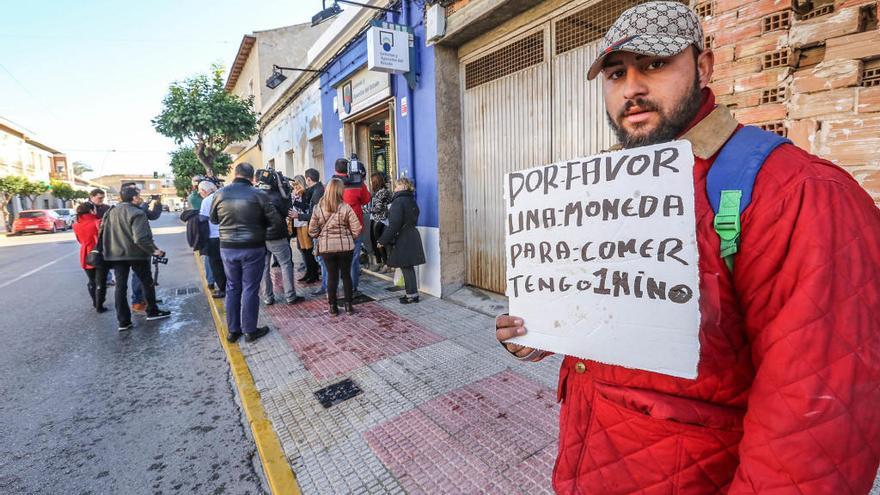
[240,263,562,494]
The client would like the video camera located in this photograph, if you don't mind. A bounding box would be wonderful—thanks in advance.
[152,255,168,286]
[256,165,292,199]
[346,153,367,186]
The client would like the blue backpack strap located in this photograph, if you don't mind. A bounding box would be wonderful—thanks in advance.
[707,126,790,271]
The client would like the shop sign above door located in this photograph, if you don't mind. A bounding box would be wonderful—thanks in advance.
[367,23,411,74]
[336,68,391,120]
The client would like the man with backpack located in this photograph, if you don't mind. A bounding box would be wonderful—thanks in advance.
[496,2,880,493]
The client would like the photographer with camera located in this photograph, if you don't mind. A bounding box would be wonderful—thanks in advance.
[101,186,171,331]
[332,156,370,295]
[121,181,163,314]
[256,167,304,306]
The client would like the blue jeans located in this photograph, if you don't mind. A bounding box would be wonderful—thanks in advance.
[205,256,215,285]
[221,247,266,334]
[131,271,143,304]
[351,238,362,291]
[318,238,362,293]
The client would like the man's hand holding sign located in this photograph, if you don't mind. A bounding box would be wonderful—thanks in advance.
[502,141,700,378]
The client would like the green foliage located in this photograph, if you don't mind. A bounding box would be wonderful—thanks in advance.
[72,190,90,200]
[0,175,48,208]
[152,64,257,177]
[49,180,77,203]
[169,147,231,197]
[0,175,32,204]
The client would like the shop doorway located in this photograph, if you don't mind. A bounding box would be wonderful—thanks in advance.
[351,102,397,192]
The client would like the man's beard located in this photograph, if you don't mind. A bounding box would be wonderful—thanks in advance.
[606,75,703,149]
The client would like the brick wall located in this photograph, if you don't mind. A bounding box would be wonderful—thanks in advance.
[704,0,880,202]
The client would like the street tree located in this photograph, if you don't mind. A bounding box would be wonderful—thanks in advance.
[152,64,257,177]
[21,181,49,209]
[49,180,78,207]
[169,147,231,197]
[0,176,30,229]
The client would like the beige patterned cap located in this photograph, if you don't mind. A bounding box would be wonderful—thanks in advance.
[587,1,704,80]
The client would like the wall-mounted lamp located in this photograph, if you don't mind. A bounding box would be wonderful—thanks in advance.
[266,64,326,89]
[312,0,401,27]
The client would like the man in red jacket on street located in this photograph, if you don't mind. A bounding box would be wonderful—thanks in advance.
[496,2,880,493]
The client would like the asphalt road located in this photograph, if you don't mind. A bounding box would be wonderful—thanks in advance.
[0,215,267,495]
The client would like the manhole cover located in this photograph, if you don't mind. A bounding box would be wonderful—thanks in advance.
[314,378,362,408]
[175,287,200,295]
[351,293,376,305]
[384,286,404,292]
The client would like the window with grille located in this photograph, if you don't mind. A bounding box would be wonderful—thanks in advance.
[704,35,714,51]
[762,11,791,33]
[759,121,787,137]
[862,59,880,88]
[465,31,544,90]
[761,87,786,104]
[797,3,834,21]
[554,0,688,55]
[763,49,791,69]
[694,1,714,20]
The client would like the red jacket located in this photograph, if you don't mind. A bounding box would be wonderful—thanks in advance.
[553,91,880,494]
[334,173,371,228]
[73,213,100,269]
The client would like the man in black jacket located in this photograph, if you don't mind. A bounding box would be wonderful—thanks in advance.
[102,187,172,331]
[258,171,303,306]
[291,168,327,288]
[210,163,282,343]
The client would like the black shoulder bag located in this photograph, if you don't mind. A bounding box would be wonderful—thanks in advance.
[86,206,114,268]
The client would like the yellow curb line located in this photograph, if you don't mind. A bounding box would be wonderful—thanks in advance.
[194,254,300,495]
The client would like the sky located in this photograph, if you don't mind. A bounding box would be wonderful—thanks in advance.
[1,0,317,179]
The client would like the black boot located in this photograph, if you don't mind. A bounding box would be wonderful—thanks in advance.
[329,302,339,316]
[344,301,354,315]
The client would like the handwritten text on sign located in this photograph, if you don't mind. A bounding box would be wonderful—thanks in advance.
[504,141,700,379]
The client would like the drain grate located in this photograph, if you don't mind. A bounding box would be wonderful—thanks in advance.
[384,286,405,292]
[175,287,201,295]
[314,378,362,408]
[351,293,376,305]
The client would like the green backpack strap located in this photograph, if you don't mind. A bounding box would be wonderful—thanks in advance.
[713,190,742,272]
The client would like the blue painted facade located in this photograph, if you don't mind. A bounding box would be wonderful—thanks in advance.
[319,1,439,229]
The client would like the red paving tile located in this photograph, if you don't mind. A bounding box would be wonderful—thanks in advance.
[263,270,444,381]
[364,370,560,494]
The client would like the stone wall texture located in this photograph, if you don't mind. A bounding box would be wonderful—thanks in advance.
[705,0,880,203]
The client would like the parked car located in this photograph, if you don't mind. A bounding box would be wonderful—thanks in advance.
[53,208,74,229]
[10,210,68,235]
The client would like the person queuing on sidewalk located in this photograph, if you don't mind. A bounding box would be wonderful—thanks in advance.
[101,186,171,331]
[332,158,370,296]
[198,180,226,299]
[123,181,164,314]
[368,172,392,273]
[496,3,880,493]
[210,163,283,344]
[308,178,362,316]
[292,168,326,295]
[188,175,204,210]
[72,202,107,313]
[257,169,304,306]
[290,175,320,283]
[377,177,424,304]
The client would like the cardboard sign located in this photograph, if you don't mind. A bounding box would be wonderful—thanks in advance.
[504,141,701,379]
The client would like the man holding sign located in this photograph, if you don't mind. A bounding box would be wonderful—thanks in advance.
[496,2,880,493]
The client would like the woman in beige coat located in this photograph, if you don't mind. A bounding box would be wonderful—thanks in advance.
[308,178,363,316]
